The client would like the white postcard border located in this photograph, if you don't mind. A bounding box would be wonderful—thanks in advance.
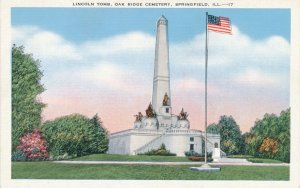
[1,0,299,188]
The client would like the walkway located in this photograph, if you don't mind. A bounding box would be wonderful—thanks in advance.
[54,160,289,167]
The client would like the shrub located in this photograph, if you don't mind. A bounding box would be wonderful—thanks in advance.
[188,156,204,161]
[185,151,213,161]
[139,144,176,156]
[41,114,109,158]
[184,150,201,157]
[160,143,166,150]
[14,128,49,161]
[187,156,213,162]
[12,149,27,161]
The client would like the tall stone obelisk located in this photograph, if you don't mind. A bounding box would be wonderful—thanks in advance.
[152,15,171,115]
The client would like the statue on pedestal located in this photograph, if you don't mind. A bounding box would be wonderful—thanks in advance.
[146,103,156,118]
[134,112,143,122]
[178,108,189,120]
[162,92,170,106]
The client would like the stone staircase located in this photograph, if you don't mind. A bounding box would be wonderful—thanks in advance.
[203,135,226,156]
[133,133,226,158]
[220,150,227,157]
[133,134,166,154]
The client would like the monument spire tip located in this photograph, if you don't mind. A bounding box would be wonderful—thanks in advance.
[159,15,167,20]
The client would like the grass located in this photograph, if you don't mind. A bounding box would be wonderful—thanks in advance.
[74,154,286,163]
[12,161,289,180]
[71,154,190,162]
[227,155,285,163]
[12,154,289,180]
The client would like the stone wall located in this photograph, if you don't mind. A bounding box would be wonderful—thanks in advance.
[107,129,220,157]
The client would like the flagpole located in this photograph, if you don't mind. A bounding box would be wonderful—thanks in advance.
[204,12,208,164]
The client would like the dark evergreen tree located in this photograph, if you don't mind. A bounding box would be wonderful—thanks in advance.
[90,114,109,153]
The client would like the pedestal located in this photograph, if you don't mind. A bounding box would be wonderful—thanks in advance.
[189,164,221,172]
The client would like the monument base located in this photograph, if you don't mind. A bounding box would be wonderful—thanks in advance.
[189,164,221,172]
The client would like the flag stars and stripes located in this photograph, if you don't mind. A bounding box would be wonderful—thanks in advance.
[207,15,232,34]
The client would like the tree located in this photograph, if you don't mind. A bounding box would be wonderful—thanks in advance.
[276,109,290,162]
[12,45,45,151]
[90,114,109,153]
[259,137,279,157]
[206,123,220,134]
[207,115,244,155]
[41,114,109,158]
[244,108,290,162]
[243,132,256,156]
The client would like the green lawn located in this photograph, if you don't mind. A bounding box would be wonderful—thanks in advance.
[73,154,286,163]
[71,154,190,162]
[12,154,289,180]
[12,161,289,180]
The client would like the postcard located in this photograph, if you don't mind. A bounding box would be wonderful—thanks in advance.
[1,0,300,188]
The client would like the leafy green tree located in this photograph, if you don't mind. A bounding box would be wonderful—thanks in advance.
[207,115,244,155]
[42,114,109,158]
[244,108,290,162]
[277,109,290,162]
[12,45,45,151]
[243,132,256,156]
[247,113,278,158]
[259,137,279,158]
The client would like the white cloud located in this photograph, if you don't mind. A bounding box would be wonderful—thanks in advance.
[82,31,155,56]
[12,26,81,62]
[233,68,284,87]
[169,25,289,89]
[12,24,289,96]
[28,31,81,61]
[170,25,290,67]
[170,34,204,66]
[79,63,144,93]
[173,78,219,94]
[12,24,289,133]
[12,25,39,43]
[12,26,154,94]
[174,78,203,91]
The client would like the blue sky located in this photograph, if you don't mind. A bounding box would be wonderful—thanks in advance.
[11,8,290,132]
[12,8,290,43]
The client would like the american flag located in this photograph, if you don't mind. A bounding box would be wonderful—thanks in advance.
[207,15,232,34]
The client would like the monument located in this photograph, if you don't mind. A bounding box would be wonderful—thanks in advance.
[152,15,171,114]
[108,16,221,158]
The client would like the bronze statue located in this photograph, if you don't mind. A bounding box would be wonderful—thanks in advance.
[162,92,170,106]
[134,112,143,122]
[178,108,188,120]
[146,103,156,118]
